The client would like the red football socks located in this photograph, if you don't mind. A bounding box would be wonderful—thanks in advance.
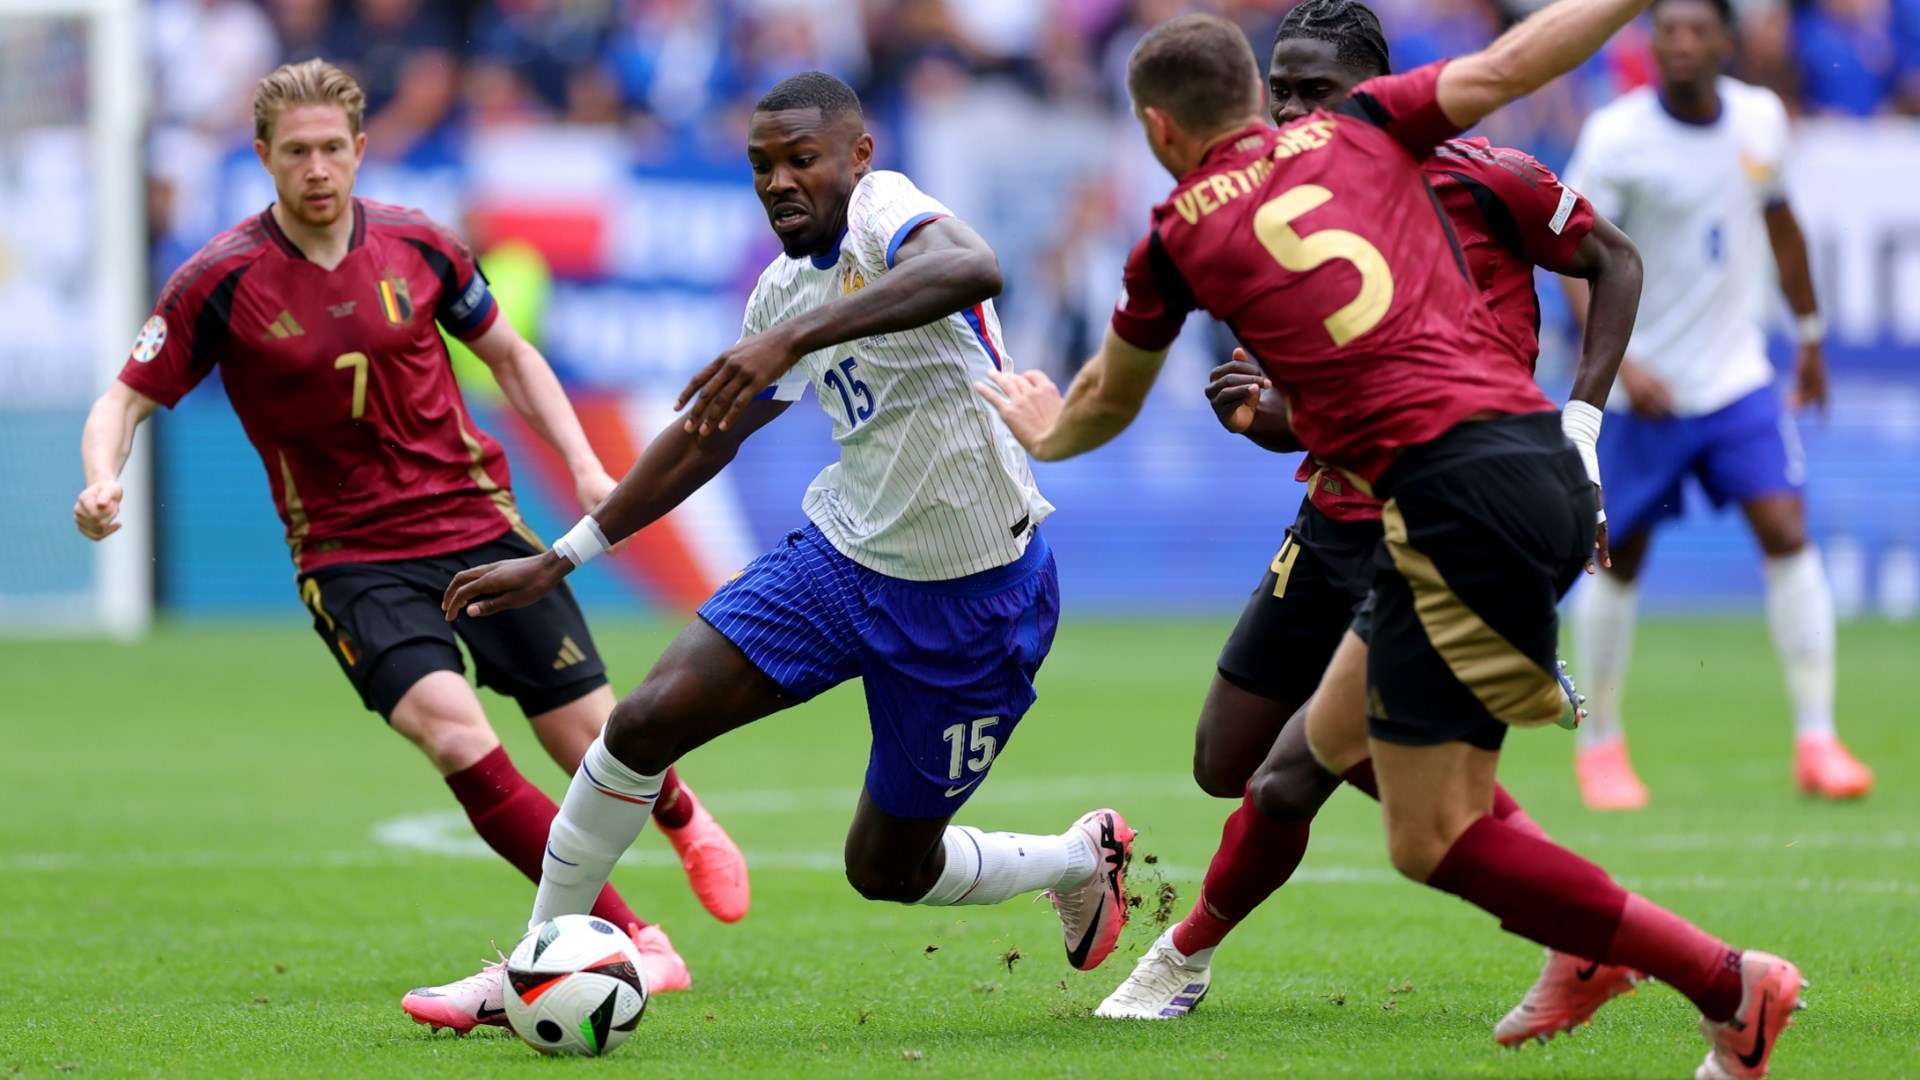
[444,746,647,930]
[1170,790,1312,956]
[1427,815,1741,1021]
[651,766,694,830]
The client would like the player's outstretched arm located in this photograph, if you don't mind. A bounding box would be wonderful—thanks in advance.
[442,399,790,620]
[1206,348,1300,453]
[1764,201,1828,413]
[465,317,619,511]
[975,328,1169,461]
[73,381,158,541]
[1436,0,1653,129]
[1553,214,1643,570]
[678,217,1002,435]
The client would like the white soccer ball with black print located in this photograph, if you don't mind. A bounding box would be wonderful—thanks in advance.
[503,914,648,1056]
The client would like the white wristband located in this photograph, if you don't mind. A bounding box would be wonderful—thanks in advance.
[1795,313,1825,347]
[552,516,611,568]
[1561,399,1604,496]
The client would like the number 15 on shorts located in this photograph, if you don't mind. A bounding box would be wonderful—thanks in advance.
[941,718,999,797]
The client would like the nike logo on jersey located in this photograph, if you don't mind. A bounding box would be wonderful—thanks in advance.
[943,776,983,799]
[1574,961,1602,981]
[1737,994,1770,1069]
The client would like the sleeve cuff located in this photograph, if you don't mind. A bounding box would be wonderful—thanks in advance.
[116,368,182,409]
[885,212,948,269]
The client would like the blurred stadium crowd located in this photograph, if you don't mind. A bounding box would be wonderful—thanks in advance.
[142,0,1920,376]
[152,0,1920,213]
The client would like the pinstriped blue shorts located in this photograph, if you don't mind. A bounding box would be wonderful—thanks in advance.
[698,523,1059,818]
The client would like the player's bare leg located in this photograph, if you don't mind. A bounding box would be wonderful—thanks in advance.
[1741,492,1871,799]
[390,671,505,775]
[1305,631,1374,776]
[531,686,749,923]
[1573,529,1652,810]
[1372,734,1797,1063]
[1191,676,1298,797]
[846,787,1132,972]
[394,674,685,1031]
[1096,699,1327,1018]
[529,618,792,932]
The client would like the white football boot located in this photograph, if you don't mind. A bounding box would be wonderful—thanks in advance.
[1094,930,1212,1019]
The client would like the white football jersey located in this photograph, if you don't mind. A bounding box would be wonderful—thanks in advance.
[743,170,1053,581]
[1565,77,1790,417]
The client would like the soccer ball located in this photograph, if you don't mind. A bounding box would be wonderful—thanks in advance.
[503,914,648,1056]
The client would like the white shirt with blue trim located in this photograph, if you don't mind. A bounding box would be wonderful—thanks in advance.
[743,169,1053,582]
[1565,78,1791,418]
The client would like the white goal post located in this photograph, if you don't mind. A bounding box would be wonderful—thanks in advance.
[0,0,148,638]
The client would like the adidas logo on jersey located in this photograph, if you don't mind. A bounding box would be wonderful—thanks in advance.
[552,635,588,670]
[261,310,305,340]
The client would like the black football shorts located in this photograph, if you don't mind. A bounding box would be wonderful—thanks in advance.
[1364,411,1594,752]
[1216,500,1382,706]
[297,530,609,720]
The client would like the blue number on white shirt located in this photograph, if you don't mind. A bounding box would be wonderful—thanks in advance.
[822,357,874,427]
[1706,222,1725,264]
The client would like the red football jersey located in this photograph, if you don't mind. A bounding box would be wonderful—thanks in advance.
[1300,137,1598,522]
[118,198,531,573]
[1112,62,1554,486]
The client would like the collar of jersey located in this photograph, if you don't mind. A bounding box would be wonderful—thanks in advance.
[260,199,366,261]
[1197,121,1270,172]
[808,223,848,270]
[1656,91,1722,128]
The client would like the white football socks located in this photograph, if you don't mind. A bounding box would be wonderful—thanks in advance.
[1574,570,1639,750]
[529,735,662,927]
[915,825,1097,906]
[1765,546,1837,740]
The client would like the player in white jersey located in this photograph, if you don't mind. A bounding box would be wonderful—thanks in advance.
[1561,0,1872,808]
[411,74,1136,1015]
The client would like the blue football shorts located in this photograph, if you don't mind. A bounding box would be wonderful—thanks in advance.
[698,523,1059,819]
[1598,382,1805,541]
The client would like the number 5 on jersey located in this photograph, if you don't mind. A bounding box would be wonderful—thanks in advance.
[1254,185,1394,347]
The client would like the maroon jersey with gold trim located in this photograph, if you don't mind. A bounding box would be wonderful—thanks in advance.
[118,198,530,573]
[1111,62,1554,485]
[1301,137,1598,522]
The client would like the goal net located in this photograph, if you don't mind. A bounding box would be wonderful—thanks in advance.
[0,0,147,637]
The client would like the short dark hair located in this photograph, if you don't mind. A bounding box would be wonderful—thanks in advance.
[753,71,864,122]
[1127,14,1264,134]
[1274,0,1392,78]
[1650,0,1734,25]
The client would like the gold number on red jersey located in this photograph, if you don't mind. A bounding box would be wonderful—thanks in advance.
[334,351,369,419]
[1252,185,1394,347]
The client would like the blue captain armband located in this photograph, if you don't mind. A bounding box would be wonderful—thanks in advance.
[440,272,497,339]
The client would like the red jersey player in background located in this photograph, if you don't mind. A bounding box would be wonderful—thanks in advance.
[72,60,747,1029]
[982,5,1804,1075]
[1092,0,1650,1043]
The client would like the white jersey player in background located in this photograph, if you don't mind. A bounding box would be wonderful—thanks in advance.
[408,72,1136,1026]
[1561,0,1872,808]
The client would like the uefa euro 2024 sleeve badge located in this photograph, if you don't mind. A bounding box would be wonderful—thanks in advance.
[130,315,167,362]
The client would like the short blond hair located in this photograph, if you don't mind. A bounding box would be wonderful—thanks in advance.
[253,59,365,144]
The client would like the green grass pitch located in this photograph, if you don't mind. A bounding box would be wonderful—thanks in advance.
[3,616,1915,1077]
